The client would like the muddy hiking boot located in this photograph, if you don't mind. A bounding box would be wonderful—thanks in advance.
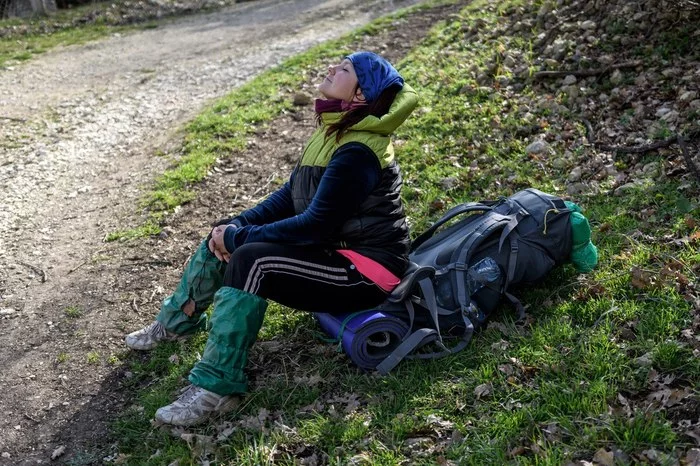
[155,384,240,426]
[125,321,187,350]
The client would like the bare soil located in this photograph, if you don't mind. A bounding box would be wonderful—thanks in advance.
[0,0,459,463]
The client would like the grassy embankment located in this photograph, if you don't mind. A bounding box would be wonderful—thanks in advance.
[103,0,698,464]
[0,4,145,67]
[0,0,238,67]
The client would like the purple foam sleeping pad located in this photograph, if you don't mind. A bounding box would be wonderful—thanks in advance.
[314,311,409,371]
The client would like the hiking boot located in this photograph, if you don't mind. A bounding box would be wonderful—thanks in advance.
[125,321,186,350]
[155,385,240,426]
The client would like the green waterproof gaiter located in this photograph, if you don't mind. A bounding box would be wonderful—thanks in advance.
[156,240,227,335]
[188,287,268,395]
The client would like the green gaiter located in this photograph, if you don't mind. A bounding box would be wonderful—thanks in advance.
[156,240,227,335]
[188,287,268,395]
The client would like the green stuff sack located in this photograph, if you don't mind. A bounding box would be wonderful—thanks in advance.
[565,201,598,273]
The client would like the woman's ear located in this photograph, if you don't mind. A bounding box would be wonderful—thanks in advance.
[354,87,366,102]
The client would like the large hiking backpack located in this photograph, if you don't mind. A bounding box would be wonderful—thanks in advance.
[374,188,590,374]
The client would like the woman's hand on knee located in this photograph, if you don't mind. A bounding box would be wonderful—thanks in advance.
[208,225,234,263]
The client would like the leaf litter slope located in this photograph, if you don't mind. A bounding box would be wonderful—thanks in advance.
[0,0,425,463]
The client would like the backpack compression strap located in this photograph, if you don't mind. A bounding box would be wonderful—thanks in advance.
[377,268,482,374]
[376,275,476,375]
[453,213,514,314]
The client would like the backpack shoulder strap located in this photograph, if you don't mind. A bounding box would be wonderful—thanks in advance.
[387,265,435,303]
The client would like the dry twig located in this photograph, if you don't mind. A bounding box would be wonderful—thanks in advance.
[534,61,642,80]
[119,260,172,268]
[582,120,700,182]
[678,135,700,182]
[67,261,86,274]
[533,7,588,50]
[596,135,681,154]
[18,261,47,283]
[252,172,279,201]
[0,116,27,122]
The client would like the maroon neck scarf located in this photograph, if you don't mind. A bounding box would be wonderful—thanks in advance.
[314,98,368,114]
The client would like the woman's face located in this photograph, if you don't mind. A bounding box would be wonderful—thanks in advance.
[318,59,362,102]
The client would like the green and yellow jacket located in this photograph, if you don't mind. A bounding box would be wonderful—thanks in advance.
[225,84,419,276]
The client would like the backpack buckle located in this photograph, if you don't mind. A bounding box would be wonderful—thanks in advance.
[453,262,468,271]
[461,302,477,318]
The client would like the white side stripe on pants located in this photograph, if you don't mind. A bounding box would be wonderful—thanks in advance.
[244,256,350,294]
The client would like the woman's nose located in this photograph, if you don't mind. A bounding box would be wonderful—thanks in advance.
[328,65,335,75]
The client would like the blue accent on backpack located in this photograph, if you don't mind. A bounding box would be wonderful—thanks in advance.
[375,188,575,374]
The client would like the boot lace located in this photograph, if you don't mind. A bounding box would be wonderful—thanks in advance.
[178,385,203,405]
[146,321,167,339]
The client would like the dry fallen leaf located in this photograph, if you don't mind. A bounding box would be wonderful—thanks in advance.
[491,339,510,351]
[646,388,693,408]
[474,382,493,399]
[216,425,236,442]
[685,429,700,446]
[239,407,270,431]
[498,364,514,376]
[592,448,614,466]
[681,448,700,465]
[180,433,216,457]
[51,446,66,460]
[630,266,656,290]
[507,445,526,458]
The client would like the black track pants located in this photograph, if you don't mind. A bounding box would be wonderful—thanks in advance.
[223,242,388,314]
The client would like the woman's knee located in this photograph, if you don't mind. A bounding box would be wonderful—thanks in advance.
[224,243,268,289]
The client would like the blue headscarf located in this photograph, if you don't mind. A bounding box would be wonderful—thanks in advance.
[346,51,404,103]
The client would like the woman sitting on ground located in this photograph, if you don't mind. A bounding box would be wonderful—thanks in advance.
[125,51,418,426]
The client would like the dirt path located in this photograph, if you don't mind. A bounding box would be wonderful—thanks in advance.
[0,0,426,462]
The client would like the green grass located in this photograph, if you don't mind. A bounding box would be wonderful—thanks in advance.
[64,305,83,318]
[104,220,161,242]
[104,0,700,464]
[86,351,101,364]
[0,20,131,67]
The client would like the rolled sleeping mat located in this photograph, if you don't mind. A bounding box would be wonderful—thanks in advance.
[314,311,410,371]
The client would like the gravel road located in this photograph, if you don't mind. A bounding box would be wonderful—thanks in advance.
[0,0,422,461]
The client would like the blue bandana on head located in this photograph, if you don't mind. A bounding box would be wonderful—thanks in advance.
[346,51,404,103]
